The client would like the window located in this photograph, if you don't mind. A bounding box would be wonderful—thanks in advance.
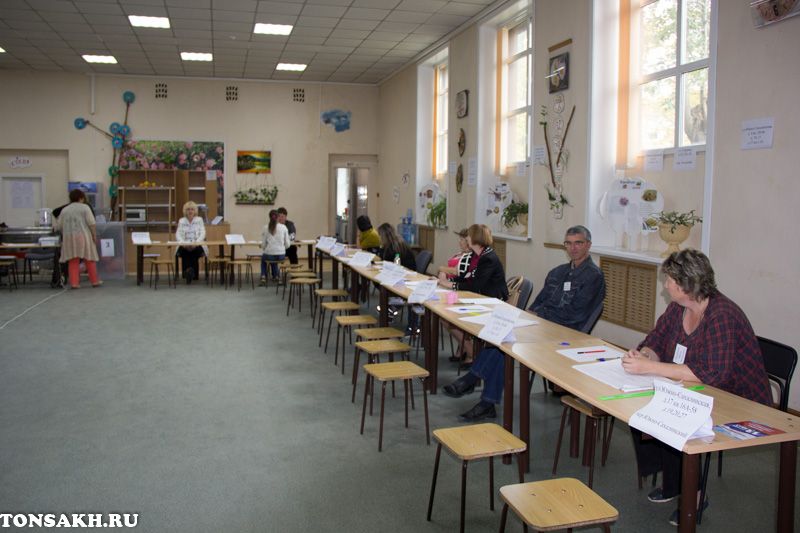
[434,64,449,177]
[636,0,711,150]
[498,18,533,172]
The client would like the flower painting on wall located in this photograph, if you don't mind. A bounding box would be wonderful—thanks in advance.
[121,139,225,216]
[236,151,271,173]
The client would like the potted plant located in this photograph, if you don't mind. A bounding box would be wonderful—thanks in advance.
[427,197,447,228]
[654,209,703,257]
[234,186,279,205]
[501,201,529,229]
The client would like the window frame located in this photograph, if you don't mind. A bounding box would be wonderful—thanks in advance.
[433,63,449,178]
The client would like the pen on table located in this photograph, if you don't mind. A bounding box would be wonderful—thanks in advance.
[598,386,706,401]
[577,350,605,354]
[596,357,621,362]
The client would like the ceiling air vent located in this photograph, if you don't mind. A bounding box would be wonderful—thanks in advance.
[226,86,238,101]
[293,88,305,102]
[155,83,167,99]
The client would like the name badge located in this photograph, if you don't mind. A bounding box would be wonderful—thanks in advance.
[673,343,687,364]
[563,282,571,291]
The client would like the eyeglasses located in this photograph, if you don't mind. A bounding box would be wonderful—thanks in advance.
[563,240,586,248]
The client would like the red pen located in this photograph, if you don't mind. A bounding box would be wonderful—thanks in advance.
[577,350,605,354]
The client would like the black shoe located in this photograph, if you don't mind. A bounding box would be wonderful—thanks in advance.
[449,352,466,363]
[648,488,677,503]
[443,379,476,398]
[184,267,195,284]
[460,362,472,370]
[668,497,709,526]
[458,403,497,422]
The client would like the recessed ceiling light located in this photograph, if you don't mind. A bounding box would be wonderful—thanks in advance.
[0,47,5,53]
[254,23,293,35]
[129,15,170,28]
[83,55,117,64]
[181,52,213,61]
[277,63,307,71]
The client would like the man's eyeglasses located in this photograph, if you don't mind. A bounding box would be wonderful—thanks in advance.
[563,240,586,248]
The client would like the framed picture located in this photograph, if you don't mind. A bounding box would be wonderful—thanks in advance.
[456,90,469,118]
[237,151,271,173]
[751,0,800,27]
[548,53,569,93]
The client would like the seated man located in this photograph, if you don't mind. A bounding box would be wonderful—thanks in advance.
[443,225,606,422]
[277,207,298,265]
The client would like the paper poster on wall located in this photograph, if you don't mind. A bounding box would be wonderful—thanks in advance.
[740,117,774,150]
[11,181,34,208]
[673,147,696,171]
[533,146,547,165]
[321,109,352,132]
[643,149,664,172]
[467,158,477,186]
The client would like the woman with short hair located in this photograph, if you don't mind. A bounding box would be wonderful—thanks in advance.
[175,200,208,284]
[57,188,102,289]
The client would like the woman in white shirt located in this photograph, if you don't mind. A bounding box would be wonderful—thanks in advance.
[261,209,290,283]
[175,201,208,284]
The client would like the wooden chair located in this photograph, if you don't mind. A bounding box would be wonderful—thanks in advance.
[360,360,430,452]
[149,259,176,290]
[282,268,316,298]
[427,423,526,533]
[499,478,618,532]
[227,259,255,291]
[286,277,321,316]
[552,396,614,489]
[319,301,360,349]
[332,315,377,373]
[0,256,19,291]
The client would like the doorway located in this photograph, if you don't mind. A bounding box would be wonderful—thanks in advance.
[332,163,372,245]
[1,175,45,227]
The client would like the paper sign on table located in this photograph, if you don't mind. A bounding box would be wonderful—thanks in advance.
[375,268,406,287]
[557,345,625,363]
[316,236,336,251]
[629,381,715,451]
[226,234,246,244]
[131,232,152,244]
[348,252,375,268]
[330,243,346,256]
[408,280,440,303]
[458,297,506,305]
[459,313,537,327]
[477,306,520,345]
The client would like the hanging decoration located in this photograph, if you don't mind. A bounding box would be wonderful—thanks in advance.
[539,101,575,219]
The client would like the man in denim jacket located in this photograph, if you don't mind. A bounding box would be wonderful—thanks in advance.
[443,225,606,422]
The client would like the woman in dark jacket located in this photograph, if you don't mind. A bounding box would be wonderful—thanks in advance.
[435,224,508,364]
[377,223,416,271]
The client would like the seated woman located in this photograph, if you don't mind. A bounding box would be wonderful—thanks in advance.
[356,215,381,255]
[434,224,508,365]
[377,223,416,270]
[437,228,472,280]
[621,249,770,526]
[175,201,208,284]
[261,209,291,284]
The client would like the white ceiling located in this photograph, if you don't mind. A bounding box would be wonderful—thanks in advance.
[0,0,500,84]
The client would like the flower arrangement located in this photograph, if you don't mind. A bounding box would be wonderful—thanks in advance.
[427,197,447,227]
[121,140,223,172]
[501,201,529,228]
[654,210,703,233]
[235,187,279,205]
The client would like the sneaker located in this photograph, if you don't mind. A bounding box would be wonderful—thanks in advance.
[259,278,266,287]
[648,488,677,503]
[668,497,709,526]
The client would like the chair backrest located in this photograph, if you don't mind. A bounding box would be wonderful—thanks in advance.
[580,301,604,334]
[757,336,798,412]
[415,250,432,275]
[506,276,533,310]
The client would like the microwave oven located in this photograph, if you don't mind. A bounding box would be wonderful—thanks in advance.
[125,208,147,221]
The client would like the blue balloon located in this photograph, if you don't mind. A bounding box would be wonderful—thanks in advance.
[74,118,86,130]
[123,91,135,103]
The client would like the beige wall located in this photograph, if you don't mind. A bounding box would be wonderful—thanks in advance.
[0,72,380,242]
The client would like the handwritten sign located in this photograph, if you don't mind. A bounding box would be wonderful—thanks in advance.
[477,305,520,345]
[347,252,375,268]
[629,381,714,451]
[330,243,346,256]
[673,147,696,171]
[316,236,336,252]
[375,268,406,287]
[131,232,152,244]
[408,280,439,303]
[740,117,774,150]
[643,149,664,172]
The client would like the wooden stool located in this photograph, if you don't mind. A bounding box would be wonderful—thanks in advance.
[360,360,430,452]
[351,338,411,402]
[552,396,615,489]
[499,478,618,532]
[312,288,348,328]
[150,259,176,290]
[286,277,321,316]
[427,423,526,533]
[0,257,19,291]
[206,257,229,287]
[227,260,254,291]
[332,315,377,374]
[319,301,360,349]
[282,268,316,297]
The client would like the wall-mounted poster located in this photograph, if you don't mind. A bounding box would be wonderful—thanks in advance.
[237,151,271,173]
[548,53,569,93]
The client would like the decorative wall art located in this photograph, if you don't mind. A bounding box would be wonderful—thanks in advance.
[548,53,569,93]
[237,151,271,173]
[458,128,466,157]
[456,90,469,118]
[751,0,800,27]
[321,109,352,132]
[456,164,464,193]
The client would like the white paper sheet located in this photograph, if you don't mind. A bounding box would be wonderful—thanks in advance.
[131,232,151,244]
[408,280,440,303]
[458,297,506,305]
[557,345,626,363]
[226,234,246,244]
[459,313,537,328]
[573,358,666,392]
[375,269,406,286]
[477,306,520,344]
[348,252,375,267]
[446,305,493,314]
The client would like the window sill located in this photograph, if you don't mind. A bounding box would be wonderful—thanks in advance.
[591,246,664,266]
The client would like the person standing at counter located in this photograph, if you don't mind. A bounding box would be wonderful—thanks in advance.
[57,189,102,289]
[277,207,298,265]
[175,201,208,284]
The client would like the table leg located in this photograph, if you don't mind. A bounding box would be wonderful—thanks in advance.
[137,245,144,285]
[502,352,515,465]
[777,441,797,532]
[678,453,700,533]
[519,365,531,473]
[379,286,389,327]
[307,244,313,270]
[332,255,339,290]
[349,267,359,303]
[52,245,63,288]
[430,312,439,394]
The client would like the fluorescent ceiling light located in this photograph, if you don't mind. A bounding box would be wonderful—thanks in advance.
[181,52,212,61]
[129,15,170,28]
[276,63,307,71]
[82,55,117,64]
[0,47,5,53]
[254,23,293,35]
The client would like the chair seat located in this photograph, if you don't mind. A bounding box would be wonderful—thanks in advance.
[499,478,618,532]
[354,327,405,340]
[336,315,377,327]
[356,339,412,355]
[316,289,348,298]
[322,301,360,311]
[434,423,526,460]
